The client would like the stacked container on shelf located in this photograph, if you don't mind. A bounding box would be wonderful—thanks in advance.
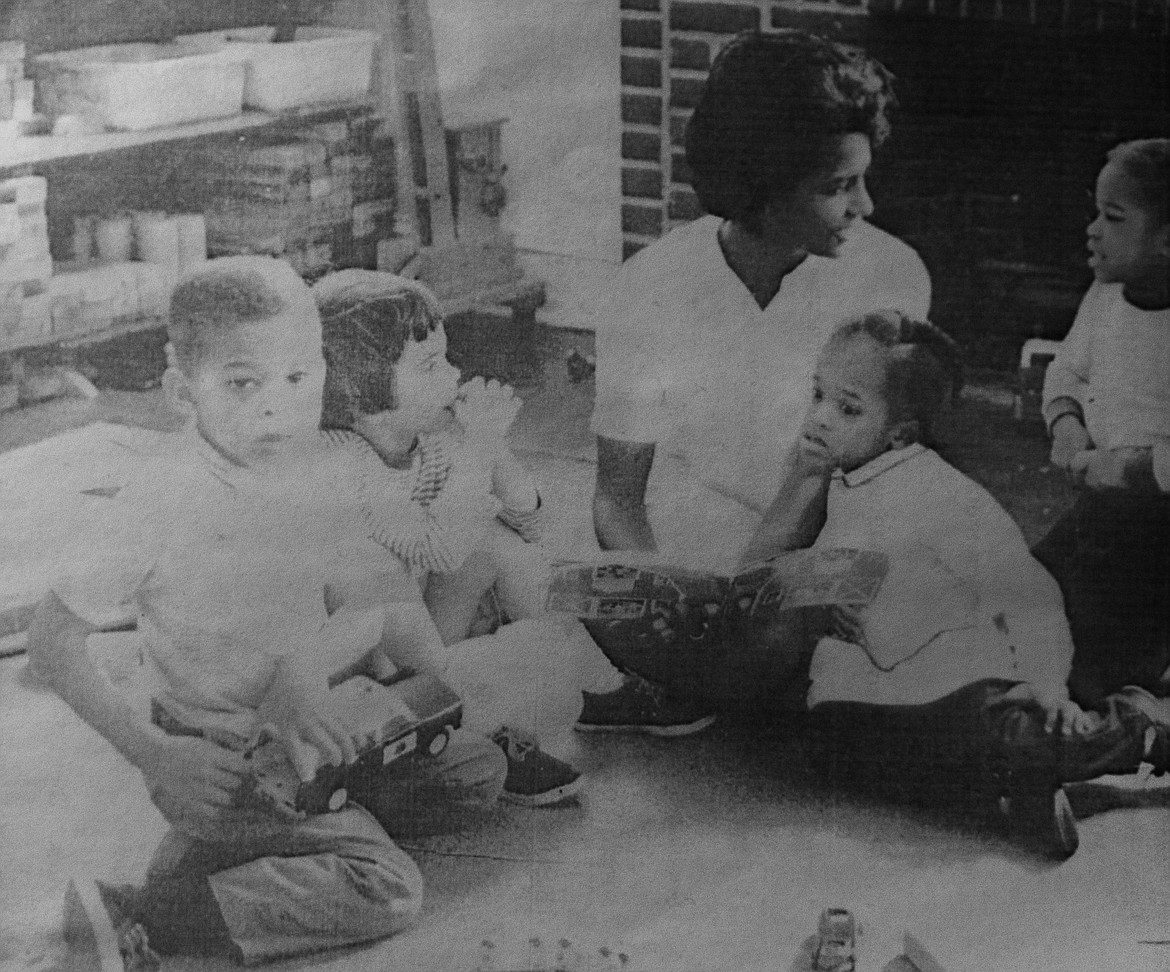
[0,42,36,135]
[0,176,52,346]
[182,117,395,278]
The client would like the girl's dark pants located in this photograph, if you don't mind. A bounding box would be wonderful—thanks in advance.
[1032,491,1170,707]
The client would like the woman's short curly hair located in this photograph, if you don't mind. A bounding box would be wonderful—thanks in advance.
[685,30,896,228]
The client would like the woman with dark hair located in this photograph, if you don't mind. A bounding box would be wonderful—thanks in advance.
[582,30,932,733]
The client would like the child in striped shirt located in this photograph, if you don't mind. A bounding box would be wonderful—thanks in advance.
[315,270,583,807]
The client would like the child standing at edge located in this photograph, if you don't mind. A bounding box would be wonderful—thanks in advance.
[1036,138,1170,707]
[798,312,1170,858]
[314,269,595,807]
[28,257,506,969]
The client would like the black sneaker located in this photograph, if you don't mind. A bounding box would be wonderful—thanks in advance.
[575,675,716,737]
[999,784,1079,860]
[63,879,160,972]
[490,725,584,807]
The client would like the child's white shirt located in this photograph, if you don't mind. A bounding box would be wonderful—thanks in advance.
[807,445,1074,708]
[51,428,392,741]
[1042,280,1170,490]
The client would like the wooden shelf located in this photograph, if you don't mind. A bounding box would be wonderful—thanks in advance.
[0,98,378,171]
[0,315,164,355]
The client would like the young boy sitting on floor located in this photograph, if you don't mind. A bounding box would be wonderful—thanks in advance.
[313,269,589,807]
[1036,137,1170,707]
[796,311,1170,858]
[28,257,508,969]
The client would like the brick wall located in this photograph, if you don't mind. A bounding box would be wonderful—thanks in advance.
[619,0,1169,339]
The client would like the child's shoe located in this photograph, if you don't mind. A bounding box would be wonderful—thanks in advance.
[63,878,160,972]
[490,725,584,807]
[575,674,716,737]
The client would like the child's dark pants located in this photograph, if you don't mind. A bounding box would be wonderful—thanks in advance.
[807,679,1159,813]
[1033,491,1170,707]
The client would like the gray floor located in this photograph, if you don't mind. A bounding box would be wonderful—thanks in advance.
[2,336,1169,972]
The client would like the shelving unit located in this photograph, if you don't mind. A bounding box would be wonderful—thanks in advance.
[0,98,376,172]
[0,314,163,356]
[0,0,542,381]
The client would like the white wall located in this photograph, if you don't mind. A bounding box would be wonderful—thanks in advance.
[429,0,622,327]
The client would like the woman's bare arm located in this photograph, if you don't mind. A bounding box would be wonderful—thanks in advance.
[593,435,657,552]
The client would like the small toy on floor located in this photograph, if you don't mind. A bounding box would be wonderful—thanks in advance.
[471,934,632,971]
[792,908,859,972]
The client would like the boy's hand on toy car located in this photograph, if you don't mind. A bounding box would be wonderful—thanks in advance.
[266,659,359,780]
[455,377,521,441]
[141,734,250,821]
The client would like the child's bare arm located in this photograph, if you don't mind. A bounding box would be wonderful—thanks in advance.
[29,591,249,819]
[740,447,831,568]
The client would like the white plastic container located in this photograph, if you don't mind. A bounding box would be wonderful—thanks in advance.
[33,43,246,131]
[192,28,377,112]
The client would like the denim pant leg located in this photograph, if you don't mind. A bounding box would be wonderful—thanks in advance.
[144,801,422,965]
[347,728,507,840]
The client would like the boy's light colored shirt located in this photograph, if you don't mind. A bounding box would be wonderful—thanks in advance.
[1042,280,1170,490]
[52,429,389,740]
[591,215,931,574]
[807,445,1073,708]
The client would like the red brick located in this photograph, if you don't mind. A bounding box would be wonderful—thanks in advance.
[669,2,759,34]
[623,131,662,162]
[670,38,710,70]
[622,203,663,236]
[622,166,664,199]
[668,189,704,221]
[621,0,661,9]
[622,55,663,88]
[671,151,693,186]
[670,112,691,147]
[670,77,708,110]
[622,17,663,49]
[622,93,662,125]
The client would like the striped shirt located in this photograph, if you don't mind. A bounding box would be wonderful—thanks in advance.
[321,428,542,575]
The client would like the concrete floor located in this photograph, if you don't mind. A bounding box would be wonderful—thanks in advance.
[2,332,1169,972]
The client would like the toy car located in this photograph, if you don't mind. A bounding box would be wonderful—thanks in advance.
[246,671,463,817]
[813,908,856,972]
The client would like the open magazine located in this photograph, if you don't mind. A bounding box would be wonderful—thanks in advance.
[547,549,888,705]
